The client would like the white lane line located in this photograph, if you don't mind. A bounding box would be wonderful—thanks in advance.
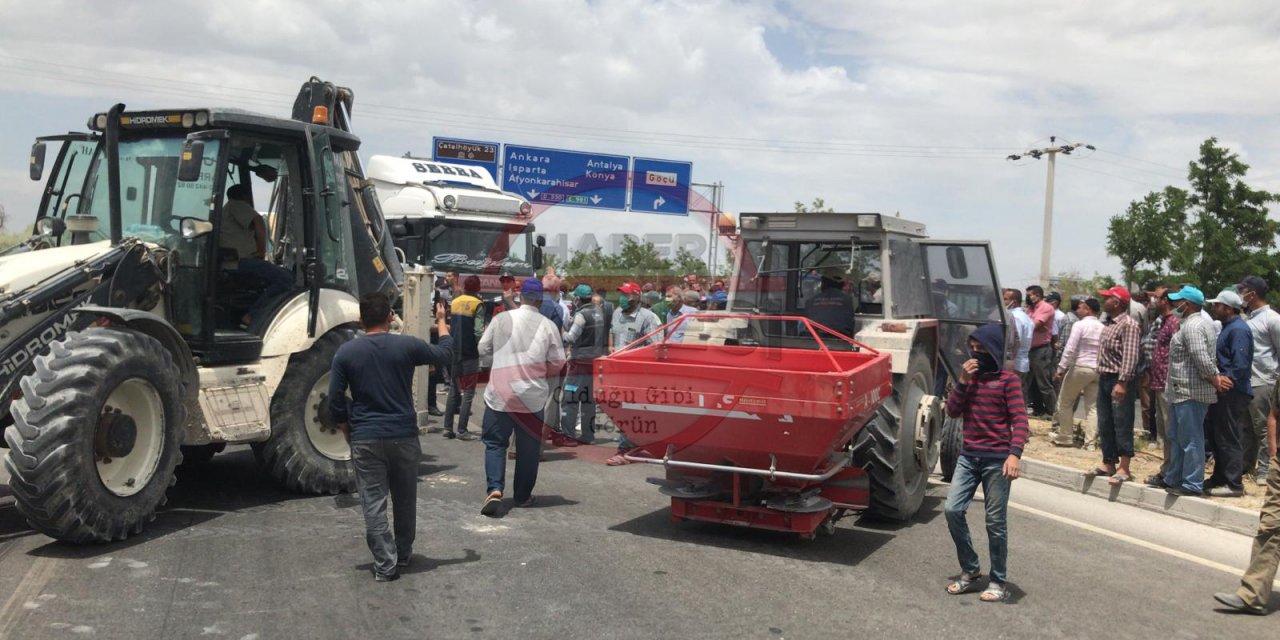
[1009,500,1279,588]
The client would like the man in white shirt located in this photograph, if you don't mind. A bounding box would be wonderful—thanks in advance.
[667,290,701,343]
[1004,289,1034,401]
[220,184,293,328]
[1053,298,1104,449]
[477,278,566,516]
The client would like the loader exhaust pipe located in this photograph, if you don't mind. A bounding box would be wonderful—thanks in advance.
[105,103,125,246]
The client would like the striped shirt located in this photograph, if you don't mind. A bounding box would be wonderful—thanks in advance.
[1097,312,1140,382]
[946,371,1030,459]
[1164,312,1219,405]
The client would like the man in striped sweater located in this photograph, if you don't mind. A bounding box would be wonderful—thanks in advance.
[943,323,1029,603]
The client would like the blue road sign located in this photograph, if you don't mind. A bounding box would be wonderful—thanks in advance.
[502,144,629,210]
[631,157,693,216]
[432,136,501,182]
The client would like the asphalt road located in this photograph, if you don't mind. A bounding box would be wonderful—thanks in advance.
[0,419,1275,640]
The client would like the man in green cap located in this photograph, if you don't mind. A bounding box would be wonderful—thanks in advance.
[561,283,610,443]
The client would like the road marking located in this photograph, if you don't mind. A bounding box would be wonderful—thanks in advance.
[1009,501,1262,580]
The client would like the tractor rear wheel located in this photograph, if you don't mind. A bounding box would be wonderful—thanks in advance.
[856,352,933,521]
[940,416,963,483]
[3,328,185,543]
[253,327,357,494]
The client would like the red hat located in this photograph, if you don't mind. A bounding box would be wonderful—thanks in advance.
[1097,285,1131,305]
[617,282,643,296]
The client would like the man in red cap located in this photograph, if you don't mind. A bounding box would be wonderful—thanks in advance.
[1092,285,1142,485]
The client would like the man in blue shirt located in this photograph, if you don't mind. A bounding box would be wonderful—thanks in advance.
[330,292,453,581]
[1205,289,1253,497]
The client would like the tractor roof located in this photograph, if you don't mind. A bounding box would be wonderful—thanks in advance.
[88,107,361,149]
[737,212,928,239]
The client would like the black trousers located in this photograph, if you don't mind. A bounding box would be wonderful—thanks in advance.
[1207,392,1250,491]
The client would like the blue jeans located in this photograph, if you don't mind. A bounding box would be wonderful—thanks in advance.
[944,455,1012,585]
[481,407,544,501]
[236,257,293,322]
[1096,373,1136,464]
[1168,399,1210,492]
[352,437,421,577]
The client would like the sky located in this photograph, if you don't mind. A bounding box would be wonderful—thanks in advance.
[2,0,1279,287]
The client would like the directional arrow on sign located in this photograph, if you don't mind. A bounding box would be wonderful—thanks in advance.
[527,189,540,199]
[590,195,602,205]
[653,196,666,209]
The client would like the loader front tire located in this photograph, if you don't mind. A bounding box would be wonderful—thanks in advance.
[3,328,185,543]
[254,327,357,494]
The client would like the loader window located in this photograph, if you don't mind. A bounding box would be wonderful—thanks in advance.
[80,136,219,244]
[40,138,98,234]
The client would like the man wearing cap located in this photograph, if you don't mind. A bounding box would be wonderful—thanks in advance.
[1025,286,1059,418]
[606,283,662,466]
[561,284,609,444]
[1163,285,1221,496]
[805,269,856,336]
[1093,286,1142,484]
[443,276,487,441]
[1238,275,1280,484]
[477,277,567,515]
[1205,289,1253,497]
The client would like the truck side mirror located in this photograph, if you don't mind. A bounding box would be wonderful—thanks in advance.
[536,234,547,247]
[533,245,545,271]
[178,140,206,182]
[35,216,66,237]
[945,246,969,279]
[29,141,47,181]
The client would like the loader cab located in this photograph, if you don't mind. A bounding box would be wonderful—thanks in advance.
[83,108,398,365]
[3,133,101,254]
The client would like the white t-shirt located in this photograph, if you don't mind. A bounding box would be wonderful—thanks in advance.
[478,305,566,413]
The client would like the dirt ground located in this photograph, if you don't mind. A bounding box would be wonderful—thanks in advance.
[1022,416,1267,512]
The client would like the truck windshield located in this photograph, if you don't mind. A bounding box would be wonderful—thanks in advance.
[428,224,533,276]
[78,136,220,244]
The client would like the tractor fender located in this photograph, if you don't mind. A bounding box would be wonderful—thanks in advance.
[855,318,939,375]
[260,290,361,358]
[75,306,198,400]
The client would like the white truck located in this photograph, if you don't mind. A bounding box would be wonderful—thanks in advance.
[368,155,543,297]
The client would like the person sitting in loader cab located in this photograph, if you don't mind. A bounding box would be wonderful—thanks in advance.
[220,184,294,329]
[804,268,856,337]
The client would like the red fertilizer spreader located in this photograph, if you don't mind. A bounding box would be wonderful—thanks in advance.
[596,314,892,539]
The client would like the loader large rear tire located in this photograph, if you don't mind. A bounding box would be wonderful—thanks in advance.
[856,352,933,521]
[253,327,357,494]
[3,328,185,543]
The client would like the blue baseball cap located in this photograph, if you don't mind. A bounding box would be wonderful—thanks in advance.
[1167,285,1205,306]
[520,278,544,297]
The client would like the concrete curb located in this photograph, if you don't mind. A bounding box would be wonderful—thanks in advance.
[1020,457,1261,536]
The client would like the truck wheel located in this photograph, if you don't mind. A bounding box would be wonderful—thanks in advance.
[253,327,357,494]
[940,416,963,483]
[856,352,932,521]
[3,328,185,543]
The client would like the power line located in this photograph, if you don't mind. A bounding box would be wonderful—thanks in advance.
[1057,161,1169,189]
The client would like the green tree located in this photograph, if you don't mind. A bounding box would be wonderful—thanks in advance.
[672,247,706,276]
[794,197,834,213]
[1168,138,1280,292]
[564,246,613,274]
[1105,187,1186,288]
[1052,271,1117,302]
[615,236,672,274]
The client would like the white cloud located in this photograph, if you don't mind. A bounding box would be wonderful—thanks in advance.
[0,0,1277,287]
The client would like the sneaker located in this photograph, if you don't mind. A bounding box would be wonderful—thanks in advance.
[397,556,412,569]
[1213,592,1268,615]
[481,491,503,517]
[373,570,400,583]
[428,407,444,417]
[442,430,457,439]
[1143,474,1166,488]
[514,496,537,508]
[457,431,478,441]
[1165,486,1200,497]
[1205,486,1244,498]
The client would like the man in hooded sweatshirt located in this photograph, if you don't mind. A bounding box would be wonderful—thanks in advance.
[942,323,1029,603]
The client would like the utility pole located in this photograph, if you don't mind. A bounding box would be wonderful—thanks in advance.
[1007,137,1094,288]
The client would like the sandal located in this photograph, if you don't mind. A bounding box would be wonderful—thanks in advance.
[605,454,633,466]
[1108,473,1132,485]
[1087,467,1115,477]
[945,573,983,595]
[980,583,1009,602]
